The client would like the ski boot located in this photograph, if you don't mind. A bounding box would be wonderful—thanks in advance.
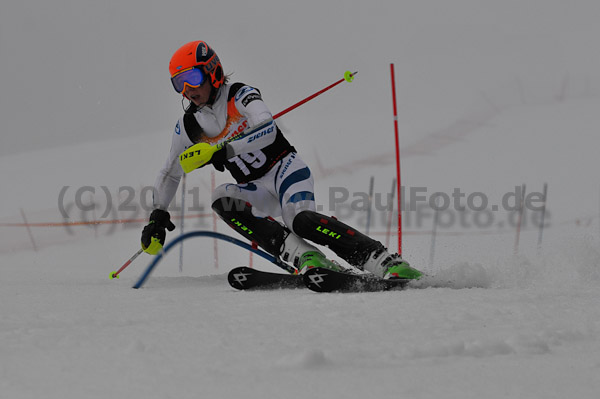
[362,248,422,280]
[280,233,342,274]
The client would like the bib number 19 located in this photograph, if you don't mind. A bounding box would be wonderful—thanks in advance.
[228,151,267,175]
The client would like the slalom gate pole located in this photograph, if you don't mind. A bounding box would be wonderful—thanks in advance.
[537,183,548,252]
[429,197,441,269]
[110,248,144,279]
[365,176,375,235]
[20,208,38,252]
[385,178,396,249]
[390,63,403,255]
[514,184,526,254]
[272,71,357,120]
[250,242,258,268]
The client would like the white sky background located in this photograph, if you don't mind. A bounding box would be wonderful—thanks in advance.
[1,0,599,155]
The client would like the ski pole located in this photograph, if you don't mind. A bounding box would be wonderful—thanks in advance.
[110,248,144,279]
[273,71,357,120]
[181,70,359,173]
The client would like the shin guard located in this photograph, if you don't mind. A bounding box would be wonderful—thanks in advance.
[291,210,384,268]
[211,197,288,256]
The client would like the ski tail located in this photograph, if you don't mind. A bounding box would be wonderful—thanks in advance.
[303,267,409,293]
[228,267,303,290]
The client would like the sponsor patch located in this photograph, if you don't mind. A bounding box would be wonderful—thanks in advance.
[241,93,262,107]
[175,121,181,135]
[279,153,296,179]
[247,124,274,143]
[234,86,254,101]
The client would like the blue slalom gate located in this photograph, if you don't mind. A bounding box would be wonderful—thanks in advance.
[133,230,294,289]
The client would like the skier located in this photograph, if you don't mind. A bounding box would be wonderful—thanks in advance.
[141,40,422,280]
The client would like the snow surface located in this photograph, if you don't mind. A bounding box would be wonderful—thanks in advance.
[2,1,600,398]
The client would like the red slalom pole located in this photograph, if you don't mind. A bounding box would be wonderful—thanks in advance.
[273,71,357,120]
[110,248,144,279]
[390,63,402,255]
[249,242,258,268]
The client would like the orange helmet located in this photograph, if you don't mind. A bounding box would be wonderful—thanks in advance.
[169,41,224,92]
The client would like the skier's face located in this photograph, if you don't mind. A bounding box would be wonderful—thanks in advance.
[183,80,212,107]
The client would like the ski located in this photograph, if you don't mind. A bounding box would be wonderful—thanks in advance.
[302,267,410,293]
[228,266,304,290]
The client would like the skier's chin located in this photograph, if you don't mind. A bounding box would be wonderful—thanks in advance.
[191,97,207,107]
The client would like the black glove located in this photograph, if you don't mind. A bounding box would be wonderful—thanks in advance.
[141,209,176,254]
[210,143,228,172]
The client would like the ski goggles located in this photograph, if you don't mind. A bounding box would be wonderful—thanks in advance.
[171,67,206,93]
